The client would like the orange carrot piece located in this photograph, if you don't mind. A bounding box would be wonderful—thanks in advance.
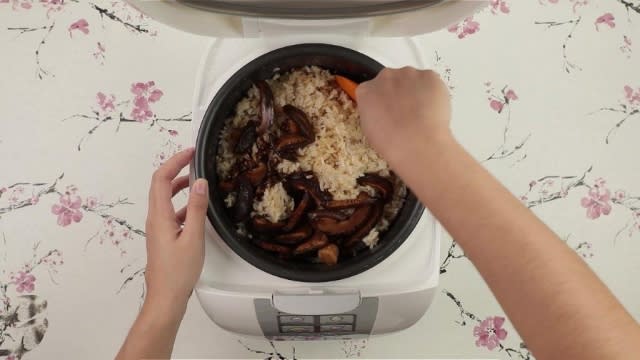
[335,75,358,102]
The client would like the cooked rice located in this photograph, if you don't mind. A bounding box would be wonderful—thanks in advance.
[252,182,294,223]
[217,66,406,248]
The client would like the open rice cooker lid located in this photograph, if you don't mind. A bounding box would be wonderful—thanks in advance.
[126,0,487,37]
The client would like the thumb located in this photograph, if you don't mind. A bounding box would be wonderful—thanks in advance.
[182,178,208,242]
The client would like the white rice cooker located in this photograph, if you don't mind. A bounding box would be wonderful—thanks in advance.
[128,0,487,340]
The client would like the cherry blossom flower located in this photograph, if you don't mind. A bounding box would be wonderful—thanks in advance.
[85,196,98,209]
[51,194,83,226]
[168,129,178,136]
[490,100,505,113]
[623,85,640,106]
[30,195,39,205]
[505,89,518,101]
[10,271,36,293]
[448,17,480,39]
[69,19,90,37]
[581,186,612,220]
[595,13,615,31]
[96,92,116,113]
[474,316,508,350]
[614,190,626,202]
[93,42,107,64]
[490,0,510,14]
[130,81,164,122]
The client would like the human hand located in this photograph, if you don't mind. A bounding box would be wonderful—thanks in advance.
[356,67,452,172]
[143,148,208,317]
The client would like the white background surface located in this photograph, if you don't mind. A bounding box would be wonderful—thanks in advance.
[1,0,639,359]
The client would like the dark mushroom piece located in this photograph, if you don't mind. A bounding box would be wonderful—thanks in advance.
[310,204,371,235]
[308,209,349,222]
[219,179,235,193]
[255,81,274,134]
[233,176,254,222]
[283,192,311,232]
[255,240,292,256]
[318,244,339,266]
[244,162,267,186]
[357,173,394,201]
[251,216,287,232]
[234,122,258,154]
[283,104,315,140]
[275,134,310,154]
[275,223,313,245]
[342,203,383,248]
[293,230,329,255]
[286,174,332,205]
[322,192,376,210]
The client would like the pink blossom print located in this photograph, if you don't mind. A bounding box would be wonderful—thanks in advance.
[10,271,36,293]
[69,19,90,37]
[490,0,510,14]
[51,194,84,226]
[624,85,640,105]
[96,92,116,114]
[85,196,98,209]
[595,13,615,31]
[130,81,164,122]
[487,86,518,114]
[581,182,612,220]
[448,17,480,39]
[474,316,508,350]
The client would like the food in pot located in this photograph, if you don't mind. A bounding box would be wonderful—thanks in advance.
[216,66,406,265]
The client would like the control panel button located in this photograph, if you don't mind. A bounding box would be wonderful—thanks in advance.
[281,325,314,333]
[319,324,353,332]
[279,315,314,324]
[319,314,355,324]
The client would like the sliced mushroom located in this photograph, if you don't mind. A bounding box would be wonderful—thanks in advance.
[251,216,286,232]
[283,104,315,139]
[308,209,348,222]
[255,240,292,256]
[283,192,311,232]
[342,203,382,248]
[244,162,267,186]
[275,134,310,153]
[310,204,371,235]
[234,122,258,154]
[322,192,376,210]
[293,230,329,255]
[256,81,274,134]
[357,173,394,201]
[218,179,235,193]
[287,174,332,205]
[233,176,254,222]
[318,244,339,266]
[275,223,313,245]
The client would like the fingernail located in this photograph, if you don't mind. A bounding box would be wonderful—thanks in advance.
[194,178,208,195]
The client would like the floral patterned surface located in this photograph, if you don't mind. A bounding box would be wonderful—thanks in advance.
[1,0,639,359]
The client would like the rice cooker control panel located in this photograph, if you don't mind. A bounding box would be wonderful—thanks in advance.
[254,298,378,337]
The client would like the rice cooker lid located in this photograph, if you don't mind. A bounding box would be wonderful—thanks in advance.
[179,0,443,19]
[126,0,488,37]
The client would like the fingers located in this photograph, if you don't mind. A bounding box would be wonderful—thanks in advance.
[181,178,209,243]
[148,148,195,222]
[172,176,190,197]
[175,206,187,224]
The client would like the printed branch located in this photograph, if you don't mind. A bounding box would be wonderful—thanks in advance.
[89,3,149,34]
[238,340,296,360]
[617,0,640,15]
[35,22,56,80]
[440,240,466,274]
[535,17,582,73]
[525,166,593,208]
[0,174,64,216]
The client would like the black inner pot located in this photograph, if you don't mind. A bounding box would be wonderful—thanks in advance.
[195,43,424,282]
